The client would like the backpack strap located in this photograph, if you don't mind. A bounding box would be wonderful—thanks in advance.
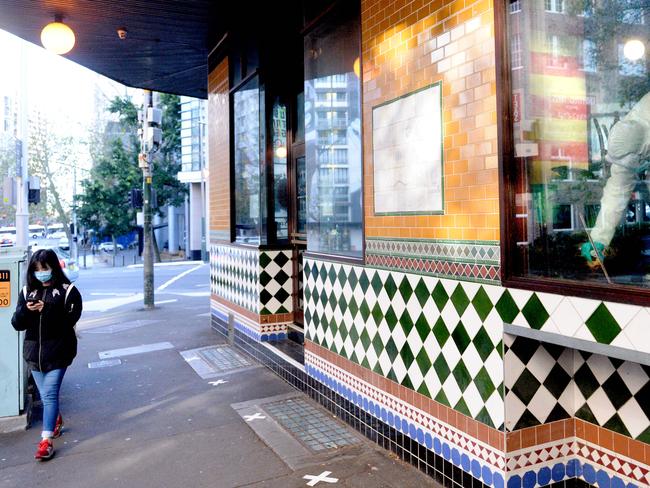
[65,283,75,306]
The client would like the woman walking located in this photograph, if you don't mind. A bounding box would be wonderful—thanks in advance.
[11,249,82,461]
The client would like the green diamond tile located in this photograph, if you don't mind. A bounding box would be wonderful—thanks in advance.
[415,313,431,342]
[348,296,359,318]
[347,268,358,289]
[337,267,347,287]
[401,374,415,390]
[575,403,598,425]
[452,361,472,392]
[399,311,414,336]
[472,286,493,322]
[385,337,399,362]
[585,303,621,344]
[372,333,385,357]
[400,342,415,369]
[414,278,430,307]
[359,328,372,351]
[328,292,337,311]
[386,368,399,383]
[398,276,413,303]
[474,366,496,402]
[371,272,384,296]
[360,300,371,322]
[416,347,432,373]
[384,305,398,330]
[450,284,470,316]
[328,266,337,284]
[361,356,371,369]
[432,282,449,311]
[453,398,471,417]
[495,290,519,323]
[521,294,549,330]
[475,407,495,429]
[358,270,370,293]
[472,327,495,362]
[319,264,327,282]
[372,302,384,326]
[417,382,431,398]
[451,321,471,354]
[432,316,450,347]
[433,354,451,382]
[603,413,631,438]
[435,389,450,407]
[636,425,650,443]
[384,274,398,300]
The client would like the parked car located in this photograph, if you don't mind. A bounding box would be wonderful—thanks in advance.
[98,242,124,252]
[0,234,14,247]
[59,236,70,250]
[48,231,66,239]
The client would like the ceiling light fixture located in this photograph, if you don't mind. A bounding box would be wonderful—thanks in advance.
[40,16,75,55]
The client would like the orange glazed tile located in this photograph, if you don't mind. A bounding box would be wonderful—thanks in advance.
[550,421,565,441]
[599,427,614,451]
[521,428,536,449]
[629,440,645,464]
[613,433,629,457]
[507,431,521,452]
[644,443,650,466]
[536,424,551,445]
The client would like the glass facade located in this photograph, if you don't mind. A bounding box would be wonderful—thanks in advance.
[304,2,362,257]
[233,76,263,244]
[507,0,650,289]
[180,97,206,173]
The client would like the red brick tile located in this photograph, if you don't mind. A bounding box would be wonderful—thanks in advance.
[537,424,551,445]
[506,431,521,452]
[521,427,536,449]
[599,427,613,451]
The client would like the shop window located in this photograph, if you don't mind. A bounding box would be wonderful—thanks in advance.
[304,1,362,258]
[232,76,263,244]
[503,0,650,296]
[510,0,521,13]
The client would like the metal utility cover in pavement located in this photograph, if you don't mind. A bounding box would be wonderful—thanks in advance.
[180,345,257,379]
[263,398,360,452]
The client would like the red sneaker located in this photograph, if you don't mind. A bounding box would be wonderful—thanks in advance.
[34,439,54,461]
[53,414,64,439]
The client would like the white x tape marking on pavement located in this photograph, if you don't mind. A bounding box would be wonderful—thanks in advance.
[303,471,338,486]
[209,380,228,386]
[244,413,266,422]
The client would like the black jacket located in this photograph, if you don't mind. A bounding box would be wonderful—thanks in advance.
[11,283,83,372]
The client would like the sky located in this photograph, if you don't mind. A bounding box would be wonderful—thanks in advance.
[0,28,138,215]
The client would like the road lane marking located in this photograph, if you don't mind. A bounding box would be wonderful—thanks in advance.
[98,342,174,359]
[157,264,205,291]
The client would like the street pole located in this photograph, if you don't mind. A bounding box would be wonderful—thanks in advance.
[141,90,154,309]
[15,43,29,249]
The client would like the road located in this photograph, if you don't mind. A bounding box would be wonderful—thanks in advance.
[75,262,210,317]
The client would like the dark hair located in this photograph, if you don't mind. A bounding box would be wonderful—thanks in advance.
[26,249,70,291]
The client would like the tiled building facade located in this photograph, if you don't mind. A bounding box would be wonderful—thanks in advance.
[208,1,650,487]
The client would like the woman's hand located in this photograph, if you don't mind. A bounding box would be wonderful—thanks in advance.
[26,300,44,313]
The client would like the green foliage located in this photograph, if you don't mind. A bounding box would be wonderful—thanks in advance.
[77,93,187,238]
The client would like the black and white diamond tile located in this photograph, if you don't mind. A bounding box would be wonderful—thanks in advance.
[259,250,293,315]
[504,335,650,443]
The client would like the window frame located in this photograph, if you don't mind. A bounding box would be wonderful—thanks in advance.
[495,0,650,306]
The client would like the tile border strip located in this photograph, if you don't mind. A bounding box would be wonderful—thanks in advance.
[304,347,507,480]
[212,300,287,342]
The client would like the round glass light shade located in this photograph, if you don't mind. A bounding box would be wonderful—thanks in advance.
[275,146,287,159]
[41,22,75,55]
[624,39,645,61]
[353,57,361,78]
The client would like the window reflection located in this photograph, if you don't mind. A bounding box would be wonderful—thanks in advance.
[509,0,650,287]
[304,3,362,257]
[233,76,261,244]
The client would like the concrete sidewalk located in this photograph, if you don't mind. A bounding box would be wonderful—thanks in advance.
[0,294,436,488]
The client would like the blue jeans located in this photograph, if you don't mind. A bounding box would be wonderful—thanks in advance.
[32,368,66,438]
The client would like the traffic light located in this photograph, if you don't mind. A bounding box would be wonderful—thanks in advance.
[128,189,143,209]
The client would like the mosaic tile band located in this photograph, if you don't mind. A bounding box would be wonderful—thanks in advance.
[305,348,507,486]
[366,238,501,284]
[212,300,287,342]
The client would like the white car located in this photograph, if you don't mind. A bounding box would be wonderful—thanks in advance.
[59,237,70,250]
[98,242,124,252]
[49,231,67,239]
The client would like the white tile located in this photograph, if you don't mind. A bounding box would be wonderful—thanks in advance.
[460,306,482,338]
[585,354,616,384]
[573,325,596,342]
[617,361,649,395]
[617,399,650,439]
[586,388,617,426]
[424,367,442,398]
[508,288,533,310]
[528,386,557,423]
[557,348,575,375]
[391,322,407,350]
[486,390,505,429]
[441,301,461,331]
[610,332,635,352]
[442,375,463,407]
[505,391,527,429]
[484,349,504,386]
[558,385,575,415]
[462,382,484,417]
[568,296,601,322]
[605,302,641,329]
[465,17,481,33]
[343,336,355,360]
[527,346,556,383]
[510,312,529,328]
[483,309,505,346]
[460,281,481,300]
[536,291,564,316]
[365,343,379,371]
[550,298,584,337]
[451,24,465,41]
[392,355,408,384]
[461,345,483,379]
[378,350,392,377]
[406,327,424,355]
[621,309,650,353]
[504,352,526,389]
[436,31,451,48]
[441,340,462,370]
[503,332,516,348]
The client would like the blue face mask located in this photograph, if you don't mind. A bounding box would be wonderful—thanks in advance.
[34,271,52,283]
